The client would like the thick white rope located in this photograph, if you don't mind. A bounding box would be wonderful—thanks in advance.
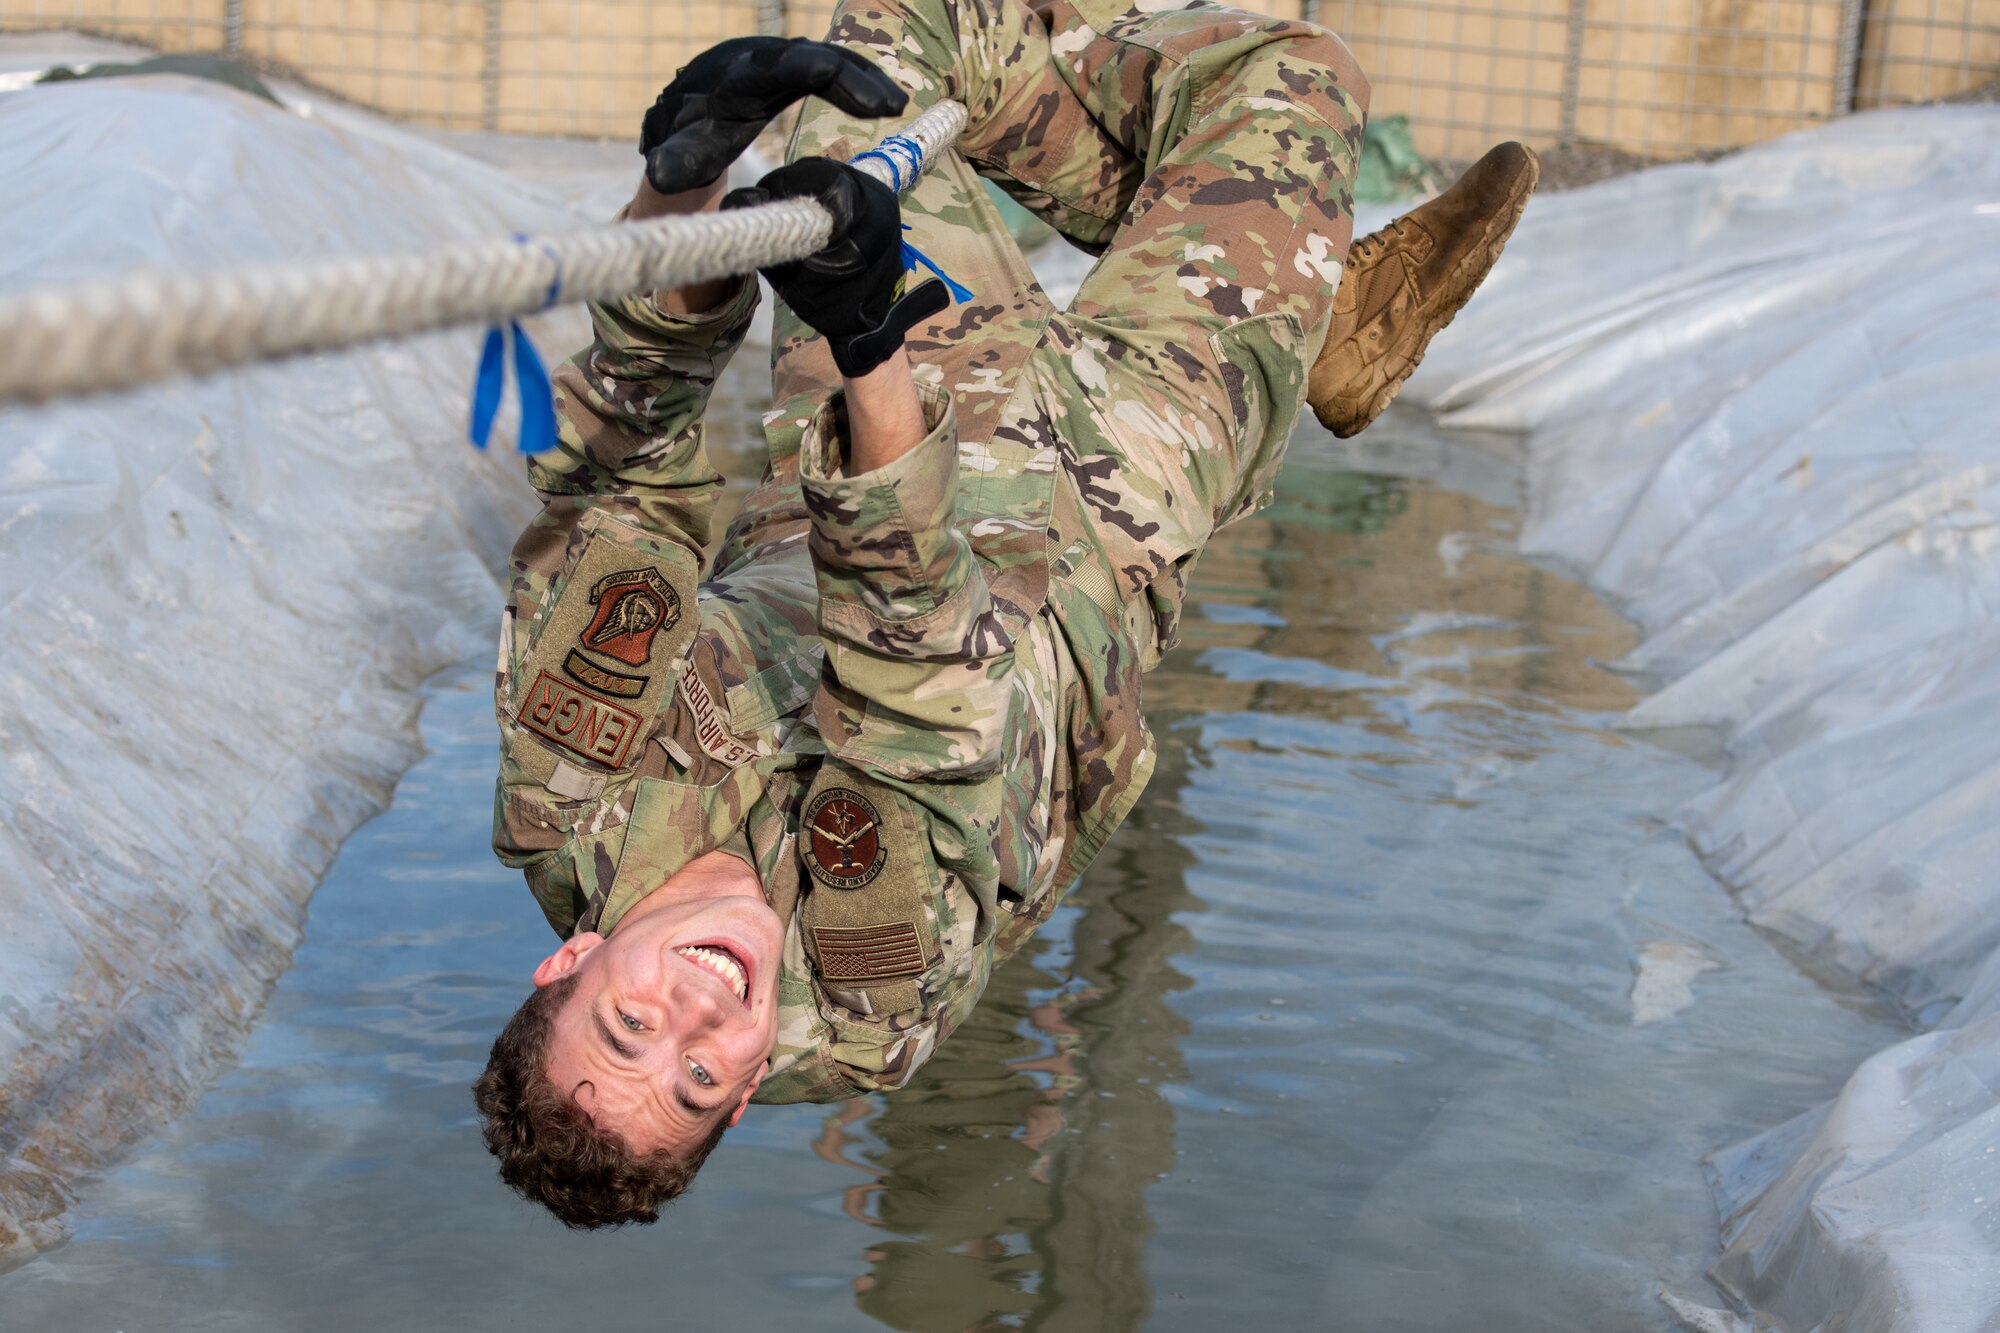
[0,100,968,406]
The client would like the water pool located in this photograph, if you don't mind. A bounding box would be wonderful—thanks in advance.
[0,410,1904,1331]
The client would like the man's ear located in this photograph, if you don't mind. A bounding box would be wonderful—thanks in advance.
[532,932,604,987]
[726,1060,770,1127]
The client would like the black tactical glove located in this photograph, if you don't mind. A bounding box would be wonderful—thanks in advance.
[723,157,950,378]
[641,37,907,196]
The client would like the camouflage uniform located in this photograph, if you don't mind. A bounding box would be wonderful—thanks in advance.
[492,0,1367,1102]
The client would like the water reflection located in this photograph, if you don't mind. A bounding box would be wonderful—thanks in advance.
[837,731,1200,1333]
[1153,430,1637,722]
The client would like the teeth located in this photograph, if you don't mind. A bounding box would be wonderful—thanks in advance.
[676,945,748,1002]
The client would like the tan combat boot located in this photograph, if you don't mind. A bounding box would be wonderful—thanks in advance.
[1308,142,1541,437]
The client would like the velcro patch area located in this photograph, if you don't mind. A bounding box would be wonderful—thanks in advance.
[798,770,944,992]
[508,512,700,785]
[813,922,927,982]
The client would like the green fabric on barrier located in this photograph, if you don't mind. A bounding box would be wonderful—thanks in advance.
[1355,114,1434,204]
[981,177,1059,250]
[37,55,280,106]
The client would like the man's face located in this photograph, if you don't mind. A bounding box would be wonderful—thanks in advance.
[533,872,782,1154]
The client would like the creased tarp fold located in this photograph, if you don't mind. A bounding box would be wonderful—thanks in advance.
[0,71,586,1262]
[1401,105,2000,1330]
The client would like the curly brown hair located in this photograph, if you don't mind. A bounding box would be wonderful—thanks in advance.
[472,972,730,1228]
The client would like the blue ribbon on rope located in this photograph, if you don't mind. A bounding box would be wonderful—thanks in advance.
[469,236,561,453]
[900,226,972,304]
[469,320,555,454]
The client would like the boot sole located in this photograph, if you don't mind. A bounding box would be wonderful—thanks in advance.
[1318,143,1541,438]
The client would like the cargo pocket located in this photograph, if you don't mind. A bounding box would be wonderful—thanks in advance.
[492,732,601,939]
[954,428,1059,638]
[724,648,821,740]
[1206,309,1309,529]
[588,765,765,935]
[521,843,589,939]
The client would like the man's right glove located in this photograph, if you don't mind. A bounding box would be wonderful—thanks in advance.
[722,157,950,379]
[642,37,907,196]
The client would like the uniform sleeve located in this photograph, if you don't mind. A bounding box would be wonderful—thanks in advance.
[491,275,758,932]
[775,381,1041,1097]
[797,380,1016,778]
[515,276,760,571]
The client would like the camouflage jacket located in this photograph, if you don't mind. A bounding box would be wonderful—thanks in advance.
[492,277,1160,1103]
[494,0,1358,1101]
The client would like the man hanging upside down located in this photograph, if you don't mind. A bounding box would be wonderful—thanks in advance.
[472,0,1538,1227]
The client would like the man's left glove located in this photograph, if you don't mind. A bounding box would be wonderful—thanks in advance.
[642,37,906,196]
[723,157,949,379]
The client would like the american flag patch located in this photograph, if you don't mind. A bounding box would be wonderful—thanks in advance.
[814,921,927,982]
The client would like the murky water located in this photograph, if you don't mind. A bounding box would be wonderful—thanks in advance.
[0,403,1904,1330]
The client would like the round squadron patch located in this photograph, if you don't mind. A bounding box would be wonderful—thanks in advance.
[803,787,887,889]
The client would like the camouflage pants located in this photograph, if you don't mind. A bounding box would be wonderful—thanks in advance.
[727,0,1368,643]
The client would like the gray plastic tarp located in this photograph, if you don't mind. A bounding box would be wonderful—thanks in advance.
[0,66,596,1260]
[1403,105,2000,1330]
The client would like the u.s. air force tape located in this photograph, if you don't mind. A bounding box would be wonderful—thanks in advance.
[679,669,760,768]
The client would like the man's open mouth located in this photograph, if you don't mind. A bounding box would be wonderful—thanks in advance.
[676,944,750,1005]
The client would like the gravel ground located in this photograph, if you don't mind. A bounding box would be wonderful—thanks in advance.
[1941,74,2000,103]
[1433,75,1998,194]
[1431,140,1727,195]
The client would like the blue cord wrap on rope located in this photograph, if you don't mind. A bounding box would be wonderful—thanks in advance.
[851,134,925,191]
[468,236,560,453]
[854,137,974,304]
[469,321,555,454]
